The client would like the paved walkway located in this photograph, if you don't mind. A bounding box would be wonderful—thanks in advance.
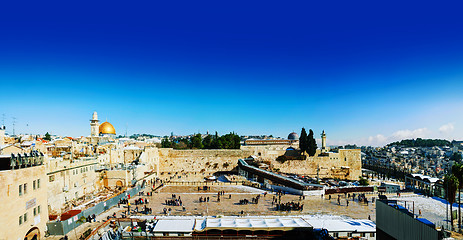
[126,185,379,220]
[45,185,408,240]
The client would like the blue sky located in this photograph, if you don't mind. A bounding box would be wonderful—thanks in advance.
[1,1,463,146]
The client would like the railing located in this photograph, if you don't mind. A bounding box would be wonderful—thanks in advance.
[165,181,245,186]
[46,185,142,235]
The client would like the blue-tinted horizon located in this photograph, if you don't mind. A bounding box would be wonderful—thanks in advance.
[1,1,463,146]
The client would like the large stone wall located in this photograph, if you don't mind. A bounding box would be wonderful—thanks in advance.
[157,148,252,180]
[270,149,362,181]
[241,144,293,161]
[153,146,361,181]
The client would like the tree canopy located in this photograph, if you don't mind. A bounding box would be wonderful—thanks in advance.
[161,132,240,150]
[44,132,51,141]
[299,128,308,154]
[307,129,317,156]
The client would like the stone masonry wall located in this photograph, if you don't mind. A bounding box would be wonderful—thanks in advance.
[270,149,362,181]
[153,146,361,181]
[157,148,251,180]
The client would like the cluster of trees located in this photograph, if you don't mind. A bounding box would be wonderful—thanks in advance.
[445,163,463,231]
[299,128,317,156]
[450,152,463,162]
[388,138,450,147]
[161,132,240,150]
[44,132,51,141]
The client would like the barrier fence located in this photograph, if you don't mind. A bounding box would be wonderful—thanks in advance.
[47,185,141,236]
[164,181,245,186]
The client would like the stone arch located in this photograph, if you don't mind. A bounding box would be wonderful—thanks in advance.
[25,227,40,240]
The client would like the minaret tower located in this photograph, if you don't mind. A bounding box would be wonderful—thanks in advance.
[321,130,327,152]
[90,112,99,137]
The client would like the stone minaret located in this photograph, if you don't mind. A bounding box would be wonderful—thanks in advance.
[321,130,327,152]
[90,112,99,136]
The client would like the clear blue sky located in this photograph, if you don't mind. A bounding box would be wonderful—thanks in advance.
[1,1,463,146]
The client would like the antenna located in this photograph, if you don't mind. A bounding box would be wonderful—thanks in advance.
[125,123,128,137]
[12,117,16,136]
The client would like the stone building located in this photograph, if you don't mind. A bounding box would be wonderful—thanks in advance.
[46,157,99,214]
[0,152,48,240]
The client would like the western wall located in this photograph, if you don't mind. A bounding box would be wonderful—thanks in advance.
[151,146,361,181]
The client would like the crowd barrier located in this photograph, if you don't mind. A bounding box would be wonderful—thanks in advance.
[46,185,141,235]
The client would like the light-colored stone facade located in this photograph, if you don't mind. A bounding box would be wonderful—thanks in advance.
[270,149,362,181]
[0,165,48,240]
[157,148,250,181]
[155,146,361,181]
[46,157,99,214]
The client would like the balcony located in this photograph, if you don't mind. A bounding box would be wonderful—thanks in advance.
[0,151,45,171]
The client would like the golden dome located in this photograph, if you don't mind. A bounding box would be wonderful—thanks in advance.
[99,121,116,135]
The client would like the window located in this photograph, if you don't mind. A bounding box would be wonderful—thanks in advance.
[24,213,27,222]
[19,215,23,225]
[49,175,55,182]
[38,205,41,214]
[37,179,41,188]
[333,233,338,237]
[370,233,375,237]
[347,233,352,237]
[361,233,365,237]
[24,183,27,194]
[19,184,22,196]
[33,180,36,190]
[33,208,37,216]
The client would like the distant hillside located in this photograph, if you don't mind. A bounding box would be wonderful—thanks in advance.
[387,138,450,147]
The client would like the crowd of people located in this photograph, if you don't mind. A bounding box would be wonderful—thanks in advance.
[134,197,149,205]
[166,194,183,206]
[198,186,211,191]
[276,201,304,211]
[199,196,210,202]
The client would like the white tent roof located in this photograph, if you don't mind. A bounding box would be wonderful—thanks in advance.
[195,217,312,231]
[153,219,195,233]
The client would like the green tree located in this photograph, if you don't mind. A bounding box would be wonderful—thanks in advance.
[202,135,213,149]
[211,132,222,149]
[161,137,172,148]
[451,152,463,162]
[191,134,203,149]
[307,129,317,156]
[217,132,239,149]
[359,176,369,186]
[445,174,459,231]
[44,132,51,141]
[299,128,308,155]
[453,163,463,231]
